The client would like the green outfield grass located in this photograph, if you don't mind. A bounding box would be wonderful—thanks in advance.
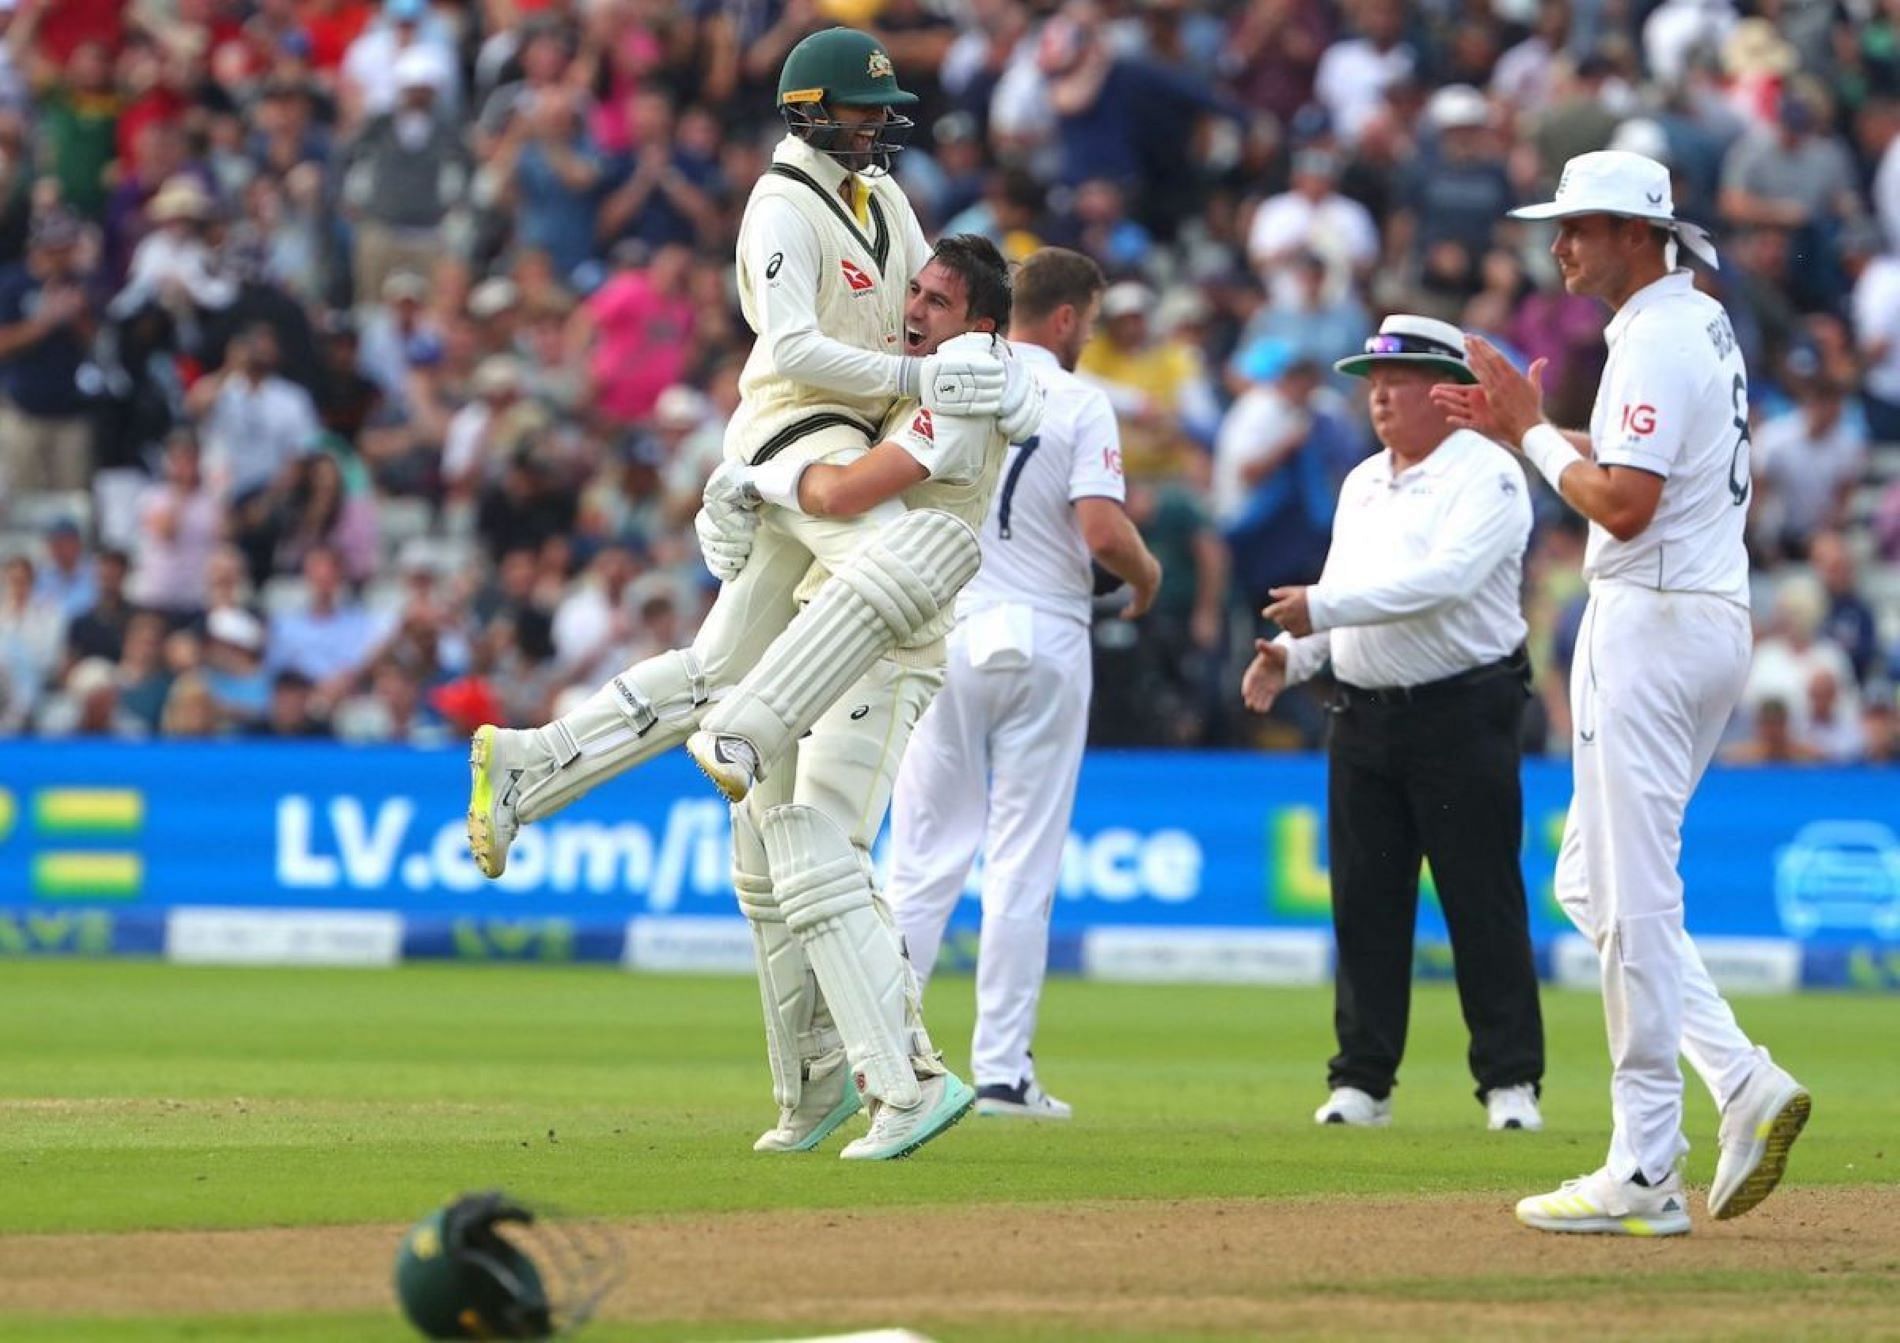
[2,961,1897,1341]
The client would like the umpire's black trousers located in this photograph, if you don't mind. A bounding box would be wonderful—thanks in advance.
[1325,658,1544,1102]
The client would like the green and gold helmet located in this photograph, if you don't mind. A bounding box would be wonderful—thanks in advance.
[777,27,916,174]
[393,1192,619,1340]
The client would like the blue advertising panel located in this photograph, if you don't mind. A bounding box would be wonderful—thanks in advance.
[1,743,1896,980]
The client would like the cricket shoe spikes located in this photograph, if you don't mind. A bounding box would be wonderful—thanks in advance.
[687,730,760,803]
[466,724,531,879]
[1709,1059,1810,1220]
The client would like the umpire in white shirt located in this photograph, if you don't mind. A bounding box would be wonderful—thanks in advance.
[1242,314,1545,1133]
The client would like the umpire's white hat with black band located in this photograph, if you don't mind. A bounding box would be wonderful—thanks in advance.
[1509,149,1720,269]
[1334,314,1477,385]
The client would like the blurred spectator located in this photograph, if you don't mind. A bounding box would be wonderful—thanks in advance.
[158,671,220,739]
[1852,232,1900,442]
[0,553,64,731]
[127,431,221,621]
[340,48,468,306]
[39,39,121,220]
[65,547,133,664]
[1801,666,1866,762]
[1241,248,1369,386]
[1721,696,1825,765]
[1747,575,1861,744]
[551,540,640,685]
[1313,0,1412,146]
[110,176,237,320]
[255,667,329,739]
[33,518,97,619]
[1720,83,1864,312]
[266,545,384,708]
[1751,369,1866,561]
[0,207,96,497]
[114,610,171,730]
[1388,85,1514,315]
[1811,530,1882,687]
[1079,280,1203,479]
[1226,0,1330,125]
[569,241,695,427]
[201,605,272,729]
[38,655,145,739]
[1526,52,1626,186]
[1865,695,1899,765]
[1246,148,1378,294]
[492,83,604,287]
[340,0,459,130]
[596,91,723,255]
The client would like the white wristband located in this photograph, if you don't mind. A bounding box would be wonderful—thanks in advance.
[1521,423,1577,493]
[747,455,809,512]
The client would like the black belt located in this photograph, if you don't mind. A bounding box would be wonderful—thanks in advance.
[1336,646,1530,708]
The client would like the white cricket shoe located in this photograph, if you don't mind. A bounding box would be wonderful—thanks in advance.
[467,724,531,879]
[753,1048,864,1153]
[1314,1086,1391,1127]
[839,1072,975,1161]
[1485,1083,1544,1132]
[1709,1060,1810,1220]
[686,730,760,803]
[975,1078,1073,1120]
[1516,1166,1691,1237]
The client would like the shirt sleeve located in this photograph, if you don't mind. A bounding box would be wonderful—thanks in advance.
[888,402,989,483]
[1275,630,1332,686]
[1307,454,1531,630]
[1592,328,1697,477]
[1067,388,1126,502]
[741,193,904,399]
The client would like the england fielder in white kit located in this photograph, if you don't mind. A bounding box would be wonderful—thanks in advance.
[1436,150,1810,1236]
[883,249,1162,1120]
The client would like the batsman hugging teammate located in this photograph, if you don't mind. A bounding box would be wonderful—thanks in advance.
[465,28,1044,1160]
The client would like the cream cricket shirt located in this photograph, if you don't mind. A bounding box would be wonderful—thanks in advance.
[1280,429,1532,691]
[728,135,934,459]
[1585,270,1752,607]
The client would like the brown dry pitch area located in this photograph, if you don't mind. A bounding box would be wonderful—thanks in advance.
[3,1188,1898,1340]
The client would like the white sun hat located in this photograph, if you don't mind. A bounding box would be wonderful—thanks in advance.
[1334,314,1476,385]
[1509,150,1718,269]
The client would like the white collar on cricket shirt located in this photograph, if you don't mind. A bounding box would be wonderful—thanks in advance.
[1361,429,1482,490]
[1014,341,1059,371]
[1605,268,1696,346]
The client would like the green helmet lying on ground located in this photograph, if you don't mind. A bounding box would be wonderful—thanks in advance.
[394,1191,618,1340]
[777,27,917,174]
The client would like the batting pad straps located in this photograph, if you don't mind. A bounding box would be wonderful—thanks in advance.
[762,803,922,1110]
[516,649,712,823]
[702,509,979,772]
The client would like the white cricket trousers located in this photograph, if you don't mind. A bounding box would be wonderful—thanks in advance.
[1556,581,1767,1184]
[888,607,1092,1089]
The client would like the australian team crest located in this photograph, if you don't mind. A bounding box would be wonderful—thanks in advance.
[868,50,894,80]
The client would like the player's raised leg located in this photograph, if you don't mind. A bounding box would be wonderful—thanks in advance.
[689,507,980,801]
[466,515,809,878]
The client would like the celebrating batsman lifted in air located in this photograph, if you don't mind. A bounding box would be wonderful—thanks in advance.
[465,28,1039,1159]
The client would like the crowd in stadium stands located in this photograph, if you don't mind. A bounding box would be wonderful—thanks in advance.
[1,0,1898,766]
